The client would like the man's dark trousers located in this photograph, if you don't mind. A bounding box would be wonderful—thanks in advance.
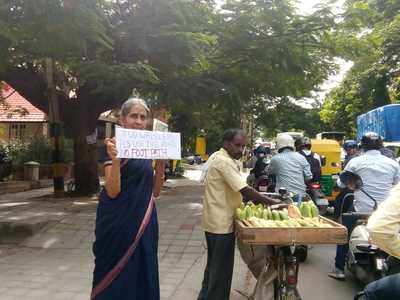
[198,232,235,300]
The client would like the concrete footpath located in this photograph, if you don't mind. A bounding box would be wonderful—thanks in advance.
[0,176,255,300]
[0,171,360,300]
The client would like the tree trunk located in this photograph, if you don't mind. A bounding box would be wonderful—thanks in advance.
[73,130,99,195]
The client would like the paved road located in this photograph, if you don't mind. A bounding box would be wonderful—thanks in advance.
[0,171,361,300]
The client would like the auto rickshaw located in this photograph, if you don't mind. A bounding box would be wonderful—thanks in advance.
[311,139,342,202]
[316,131,346,144]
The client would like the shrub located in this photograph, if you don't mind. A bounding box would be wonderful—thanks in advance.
[0,137,74,167]
[0,139,30,167]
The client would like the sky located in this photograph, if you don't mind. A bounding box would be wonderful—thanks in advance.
[295,0,345,15]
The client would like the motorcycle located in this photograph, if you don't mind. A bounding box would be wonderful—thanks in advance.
[339,171,392,284]
[253,172,276,193]
[247,155,276,193]
[307,182,329,215]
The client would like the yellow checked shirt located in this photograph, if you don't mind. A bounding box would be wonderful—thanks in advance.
[367,183,400,259]
[202,148,247,234]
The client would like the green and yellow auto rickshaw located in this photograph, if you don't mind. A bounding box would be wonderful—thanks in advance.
[311,139,342,202]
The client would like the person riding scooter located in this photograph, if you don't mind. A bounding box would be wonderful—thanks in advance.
[329,132,400,280]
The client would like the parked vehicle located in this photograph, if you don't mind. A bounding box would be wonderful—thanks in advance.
[184,154,202,165]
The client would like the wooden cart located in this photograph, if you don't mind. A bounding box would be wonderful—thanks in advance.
[236,216,348,245]
[236,216,348,299]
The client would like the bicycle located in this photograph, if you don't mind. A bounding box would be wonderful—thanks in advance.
[274,245,301,300]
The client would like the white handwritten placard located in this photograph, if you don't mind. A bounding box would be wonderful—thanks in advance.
[116,127,181,160]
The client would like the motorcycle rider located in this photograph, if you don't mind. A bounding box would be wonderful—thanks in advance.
[295,136,322,182]
[252,145,271,178]
[267,134,313,199]
[333,140,359,218]
[329,132,400,280]
[352,183,400,299]
[342,139,359,168]
[246,145,270,187]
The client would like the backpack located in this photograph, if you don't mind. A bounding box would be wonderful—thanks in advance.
[300,151,321,182]
[253,157,269,178]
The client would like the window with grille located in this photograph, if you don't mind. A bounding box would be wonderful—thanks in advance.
[10,123,27,140]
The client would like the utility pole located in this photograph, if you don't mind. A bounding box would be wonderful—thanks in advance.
[46,58,64,197]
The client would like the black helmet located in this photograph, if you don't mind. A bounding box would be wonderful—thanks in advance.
[255,145,267,155]
[361,132,383,150]
[343,140,358,151]
[295,137,312,151]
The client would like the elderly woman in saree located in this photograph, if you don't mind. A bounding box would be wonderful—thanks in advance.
[91,98,160,300]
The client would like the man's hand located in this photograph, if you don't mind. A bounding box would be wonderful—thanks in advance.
[240,186,283,206]
[270,203,289,210]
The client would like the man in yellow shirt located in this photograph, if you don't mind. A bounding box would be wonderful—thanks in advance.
[367,183,400,260]
[198,129,282,300]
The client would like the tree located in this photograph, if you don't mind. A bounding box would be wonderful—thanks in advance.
[320,0,400,135]
[178,0,339,149]
[161,0,341,152]
[255,97,328,138]
[1,0,343,192]
[0,0,158,194]
[0,0,215,194]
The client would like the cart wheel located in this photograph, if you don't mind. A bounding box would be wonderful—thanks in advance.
[294,246,308,263]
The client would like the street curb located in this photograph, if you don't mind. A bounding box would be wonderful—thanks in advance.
[0,221,49,244]
[0,180,53,195]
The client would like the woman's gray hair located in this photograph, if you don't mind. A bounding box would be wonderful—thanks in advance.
[120,97,150,117]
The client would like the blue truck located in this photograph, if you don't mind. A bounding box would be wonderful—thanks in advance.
[357,104,400,142]
[357,104,400,159]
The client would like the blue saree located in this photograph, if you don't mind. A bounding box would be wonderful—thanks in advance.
[92,159,160,300]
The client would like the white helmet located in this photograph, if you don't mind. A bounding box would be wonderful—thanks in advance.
[276,133,295,151]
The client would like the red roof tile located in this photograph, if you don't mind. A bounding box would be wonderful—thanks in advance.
[0,82,47,122]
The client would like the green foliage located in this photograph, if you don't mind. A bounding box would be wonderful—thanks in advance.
[0,139,29,167]
[256,97,328,138]
[1,0,343,189]
[0,137,73,168]
[0,0,112,61]
[165,0,340,152]
[174,160,185,176]
[320,0,400,134]
[22,137,52,165]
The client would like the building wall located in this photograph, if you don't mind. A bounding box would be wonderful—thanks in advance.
[0,122,47,142]
[0,123,7,141]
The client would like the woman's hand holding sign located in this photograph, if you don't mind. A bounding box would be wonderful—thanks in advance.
[105,137,119,162]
